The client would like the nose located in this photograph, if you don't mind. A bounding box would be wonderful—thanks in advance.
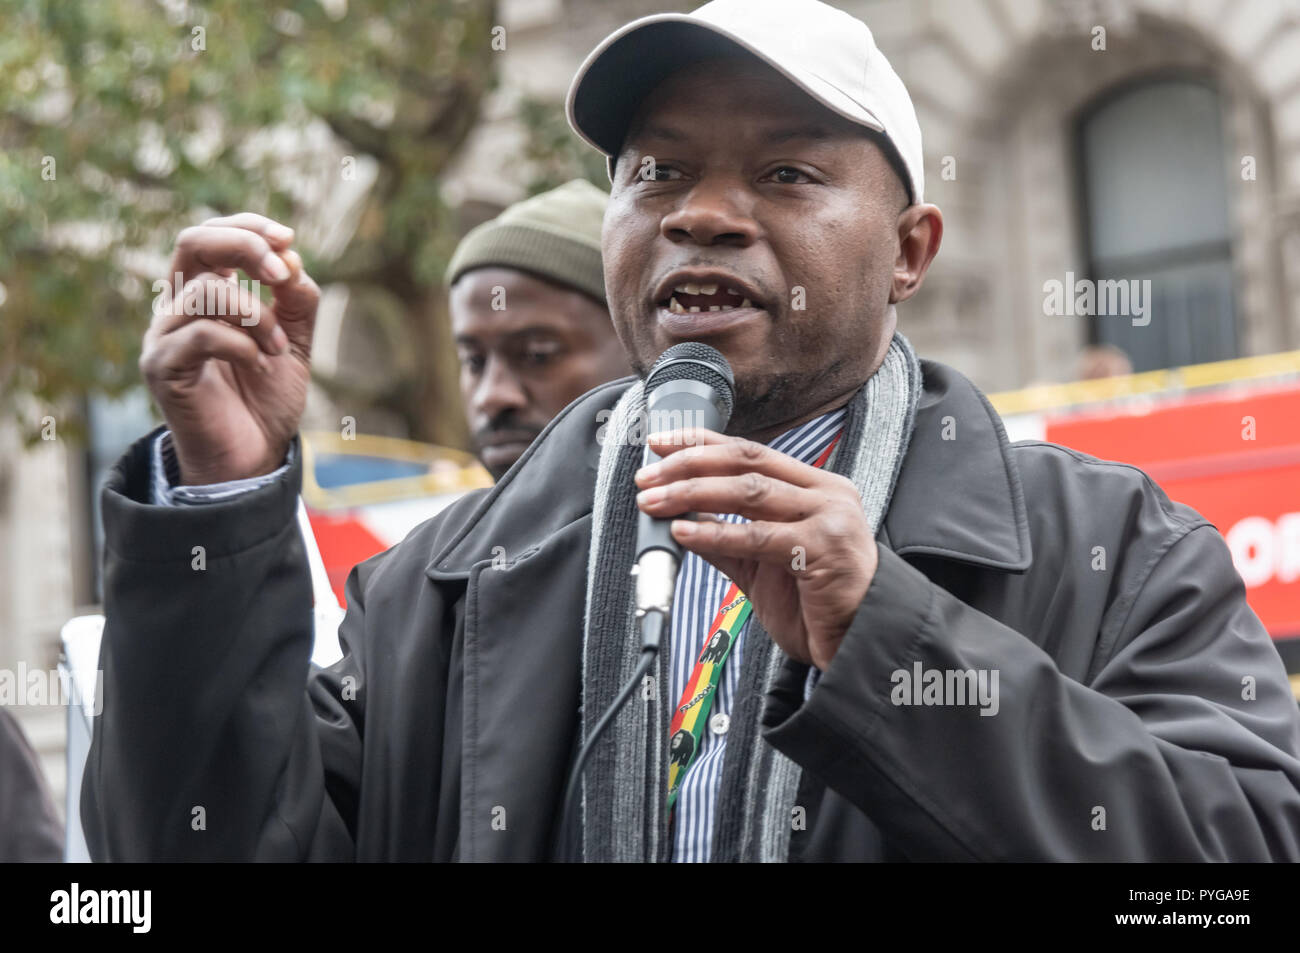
[660,180,759,248]
[471,354,528,422]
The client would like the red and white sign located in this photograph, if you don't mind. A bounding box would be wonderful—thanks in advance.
[1006,382,1300,640]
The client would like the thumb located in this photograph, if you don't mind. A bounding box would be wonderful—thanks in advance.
[269,249,320,347]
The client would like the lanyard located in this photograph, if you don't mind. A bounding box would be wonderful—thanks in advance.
[666,429,842,815]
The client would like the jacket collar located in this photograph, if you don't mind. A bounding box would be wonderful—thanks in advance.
[426,361,1032,578]
[882,359,1032,572]
[425,377,626,580]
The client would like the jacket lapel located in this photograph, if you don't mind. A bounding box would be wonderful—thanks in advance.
[882,360,1033,572]
[455,519,590,860]
[425,378,628,861]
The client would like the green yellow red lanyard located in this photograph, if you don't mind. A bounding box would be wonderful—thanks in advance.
[666,429,843,815]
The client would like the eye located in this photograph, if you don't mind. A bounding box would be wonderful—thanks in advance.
[522,346,559,366]
[459,352,485,374]
[638,161,684,183]
[766,166,813,184]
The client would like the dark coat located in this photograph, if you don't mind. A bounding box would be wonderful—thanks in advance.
[83,360,1300,861]
[0,707,63,862]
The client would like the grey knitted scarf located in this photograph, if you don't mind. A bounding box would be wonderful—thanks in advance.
[580,330,923,862]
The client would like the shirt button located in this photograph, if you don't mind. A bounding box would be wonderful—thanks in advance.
[709,713,730,736]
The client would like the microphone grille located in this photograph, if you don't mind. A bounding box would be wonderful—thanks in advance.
[645,342,735,421]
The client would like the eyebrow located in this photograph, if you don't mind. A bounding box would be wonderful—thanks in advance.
[454,326,564,347]
[764,125,834,143]
[631,122,836,145]
[632,122,688,142]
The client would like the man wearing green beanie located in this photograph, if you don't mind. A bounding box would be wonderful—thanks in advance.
[445,179,631,478]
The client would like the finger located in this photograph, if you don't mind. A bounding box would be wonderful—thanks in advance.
[669,516,797,563]
[699,552,752,591]
[154,274,286,356]
[278,248,303,279]
[675,516,751,585]
[142,317,269,383]
[268,255,320,349]
[637,473,817,522]
[148,272,236,333]
[638,429,831,490]
[168,224,294,292]
[200,213,295,250]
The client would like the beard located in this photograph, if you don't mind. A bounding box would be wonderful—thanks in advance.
[631,355,845,440]
[723,372,806,437]
[473,411,545,480]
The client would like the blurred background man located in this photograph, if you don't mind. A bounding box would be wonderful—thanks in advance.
[446,179,631,479]
[1076,344,1134,381]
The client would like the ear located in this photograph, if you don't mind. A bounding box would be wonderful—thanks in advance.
[890,204,943,304]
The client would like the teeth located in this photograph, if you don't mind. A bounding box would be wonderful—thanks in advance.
[666,284,752,313]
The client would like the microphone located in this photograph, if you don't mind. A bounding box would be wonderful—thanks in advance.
[553,342,734,861]
[633,343,735,649]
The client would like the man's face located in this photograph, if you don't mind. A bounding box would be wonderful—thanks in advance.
[451,267,631,478]
[603,55,911,438]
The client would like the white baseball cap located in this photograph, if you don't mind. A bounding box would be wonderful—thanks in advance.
[565,0,924,203]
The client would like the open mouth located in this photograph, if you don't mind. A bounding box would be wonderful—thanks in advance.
[651,271,769,339]
[658,281,754,314]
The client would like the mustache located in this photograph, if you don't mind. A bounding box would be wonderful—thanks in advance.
[473,413,544,447]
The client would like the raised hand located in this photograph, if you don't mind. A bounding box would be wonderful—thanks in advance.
[140,213,320,485]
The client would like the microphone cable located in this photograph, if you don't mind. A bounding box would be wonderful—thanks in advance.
[551,342,732,862]
[553,610,664,862]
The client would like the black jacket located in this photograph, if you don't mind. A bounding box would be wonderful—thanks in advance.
[83,360,1300,861]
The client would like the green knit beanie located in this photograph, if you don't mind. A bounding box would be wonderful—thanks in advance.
[445,179,608,304]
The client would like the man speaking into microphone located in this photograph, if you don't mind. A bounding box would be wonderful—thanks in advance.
[85,0,1300,862]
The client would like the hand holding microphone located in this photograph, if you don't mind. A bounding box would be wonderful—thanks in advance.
[635,365,879,675]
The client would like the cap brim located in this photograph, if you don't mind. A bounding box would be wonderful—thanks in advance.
[566,15,885,181]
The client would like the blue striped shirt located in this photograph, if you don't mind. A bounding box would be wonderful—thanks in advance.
[667,408,845,863]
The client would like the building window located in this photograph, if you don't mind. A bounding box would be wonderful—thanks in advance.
[1077,76,1237,372]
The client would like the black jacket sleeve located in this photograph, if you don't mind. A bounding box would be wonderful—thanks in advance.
[82,431,364,860]
[763,525,1300,861]
[0,707,64,862]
